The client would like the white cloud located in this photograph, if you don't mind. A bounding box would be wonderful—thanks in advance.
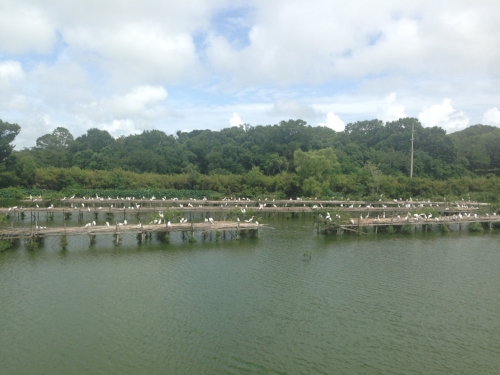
[482,108,500,126]
[270,98,317,119]
[65,24,201,85]
[2,1,500,148]
[229,112,243,126]
[0,61,27,110]
[318,112,345,132]
[101,119,136,136]
[0,1,56,54]
[206,1,500,85]
[377,92,406,122]
[103,85,168,118]
[0,61,26,80]
[69,85,170,137]
[418,99,469,132]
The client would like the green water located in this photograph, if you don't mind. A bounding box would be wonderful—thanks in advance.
[1,218,499,374]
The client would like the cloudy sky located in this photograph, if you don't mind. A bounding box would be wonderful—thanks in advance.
[1,0,500,148]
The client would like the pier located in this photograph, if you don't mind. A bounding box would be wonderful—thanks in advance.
[319,214,499,235]
[0,221,261,248]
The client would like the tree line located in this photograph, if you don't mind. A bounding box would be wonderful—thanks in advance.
[1,117,499,199]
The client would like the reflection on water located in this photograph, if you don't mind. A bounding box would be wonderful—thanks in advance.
[1,216,500,375]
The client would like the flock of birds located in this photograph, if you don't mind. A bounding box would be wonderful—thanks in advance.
[4,194,498,231]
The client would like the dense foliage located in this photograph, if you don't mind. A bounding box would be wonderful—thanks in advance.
[1,117,499,200]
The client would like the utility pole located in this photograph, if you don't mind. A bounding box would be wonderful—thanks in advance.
[410,123,415,178]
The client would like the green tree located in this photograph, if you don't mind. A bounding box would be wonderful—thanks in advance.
[34,127,74,167]
[0,120,21,164]
[294,148,340,196]
[364,161,383,194]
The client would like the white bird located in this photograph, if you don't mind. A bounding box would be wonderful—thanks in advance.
[209,217,214,223]
[123,220,127,225]
[92,220,96,226]
[106,222,110,226]
[167,221,172,227]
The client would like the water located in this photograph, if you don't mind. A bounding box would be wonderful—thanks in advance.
[1,217,499,374]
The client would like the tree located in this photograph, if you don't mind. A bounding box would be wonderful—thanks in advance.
[0,120,21,163]
[71,128,115,153]
[364,161,382,194]
[294,148,340,196]
[34,127,74,167]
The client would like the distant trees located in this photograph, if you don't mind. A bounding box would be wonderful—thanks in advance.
[0,120,20,164]
[3,116,500,195]
[34,127,74,168]
[294,148,340,196]
[0,120,21,187]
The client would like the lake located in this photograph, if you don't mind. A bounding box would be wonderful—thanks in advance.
[1,216,499,374]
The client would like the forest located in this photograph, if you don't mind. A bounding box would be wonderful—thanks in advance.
[1,117,499,200]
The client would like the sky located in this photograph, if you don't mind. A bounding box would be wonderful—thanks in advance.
[1,0,500,149]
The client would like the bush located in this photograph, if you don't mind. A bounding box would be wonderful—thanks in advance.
[401,224,414,234]
[439,224,450,233]
[468,222,484,233]
[0,240,12,251]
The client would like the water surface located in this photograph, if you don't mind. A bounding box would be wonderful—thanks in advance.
[1,218,499,374]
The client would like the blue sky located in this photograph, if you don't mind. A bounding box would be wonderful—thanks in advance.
[1,0,500,148]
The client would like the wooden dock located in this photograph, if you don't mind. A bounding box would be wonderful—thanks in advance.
[320,214,499,235]
[0,221,261,247]
[0,200,487,216]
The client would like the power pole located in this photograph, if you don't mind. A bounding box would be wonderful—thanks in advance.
[410,123,415,178]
